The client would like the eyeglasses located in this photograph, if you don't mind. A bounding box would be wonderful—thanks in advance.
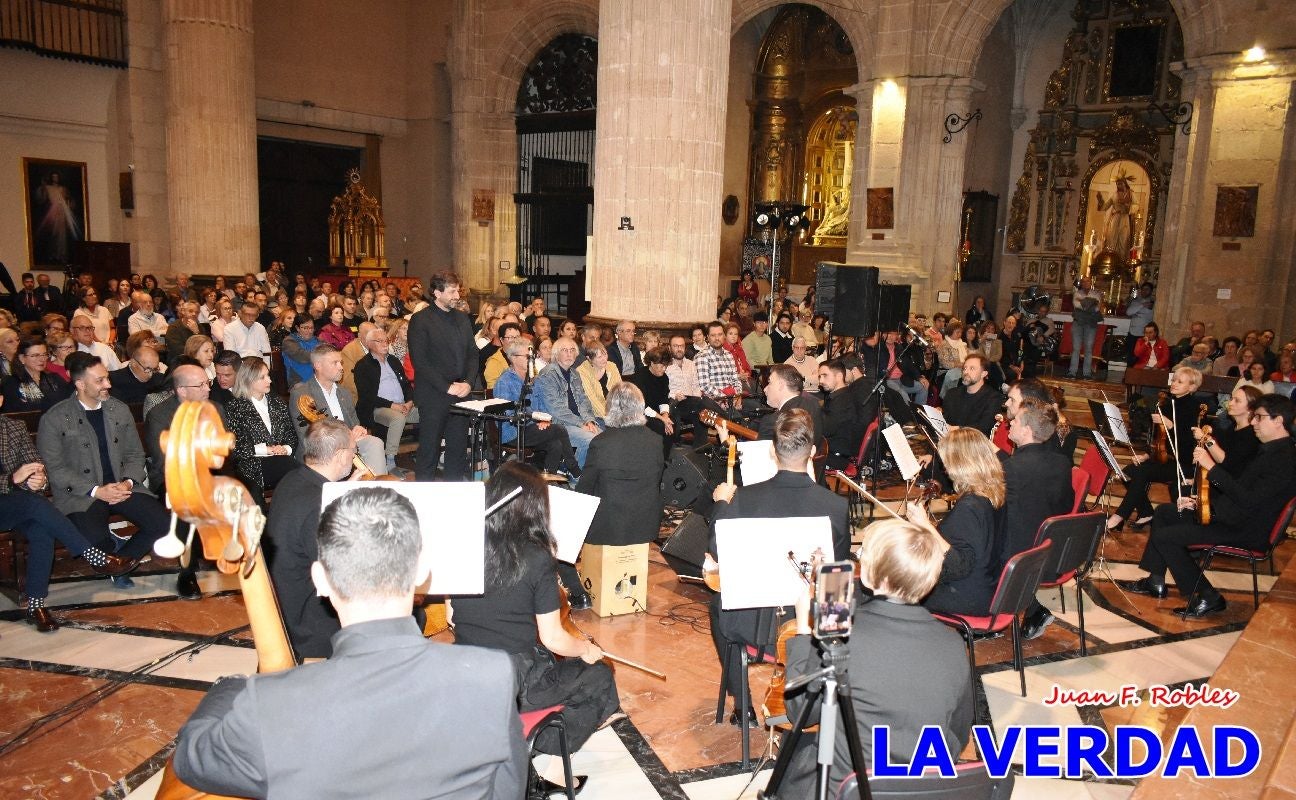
[22,352,49,359]
[177,384,209,390]
[1252,412,1272,421]
[132,362,158,373]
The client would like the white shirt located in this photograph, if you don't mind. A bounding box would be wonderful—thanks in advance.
[317,380,346,421]
[77,340,122,371]
[77,306,114,344]
[249,395,292,457]
[128,310,169,337]
[223,320,271,365]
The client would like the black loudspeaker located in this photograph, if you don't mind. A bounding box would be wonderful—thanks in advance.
[815,261,840,320]
[877,283,912,334]
[831,266,881,337]
[661,445,711,508]
[660,511,710,576]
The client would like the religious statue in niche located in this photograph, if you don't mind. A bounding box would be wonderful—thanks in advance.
[816,191,850,238]
[1081,160,1149,272]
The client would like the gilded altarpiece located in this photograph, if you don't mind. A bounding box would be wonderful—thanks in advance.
[1005,0,1183,312]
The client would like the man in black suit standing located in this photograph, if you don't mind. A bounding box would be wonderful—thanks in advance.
[707,408,850,727]
[174,485,527,798]
[407,271,478,480]
[1001,397,1074,639]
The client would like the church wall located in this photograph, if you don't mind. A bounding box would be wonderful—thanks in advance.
[959,10,1015,321]
[0,49,123,286]
[718,14,770,303]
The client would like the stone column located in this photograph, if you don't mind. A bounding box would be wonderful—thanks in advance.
[588,0,732,325]
[162,0,258,275]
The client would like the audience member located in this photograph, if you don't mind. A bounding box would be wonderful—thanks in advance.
[210,350,241,406]
[222,302,272,366]
[127,290,170,343]
[109,337,167,404]
[289,344,388,478]
[533,337,601,467]
[696,321,743,402]
[282,315,319,385]
[227,356,300,509]
[483,321,522,390]
[493,340,581,477]
[2,336,71,412]
[353,326,418,477]
[607,320,640,378]
[741,311,772,367]
[940,353,1005,437]
[576,342,622,419]
[317,303,355,349]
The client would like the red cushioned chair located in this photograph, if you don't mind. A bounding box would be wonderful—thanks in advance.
[1033,512,1107,655]
[1187,496,1296,608]
[1076,445,1112,509]
[520,705,576,800]
[991,419,1013,455]
[932,541,1052,714]
[1069,468,1088,513]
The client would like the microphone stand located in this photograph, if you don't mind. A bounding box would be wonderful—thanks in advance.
[864,331,928,519]
[513,349,538,461]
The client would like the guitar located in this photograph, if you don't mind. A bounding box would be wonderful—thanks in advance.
[295,394,399,481]
[699,409,759,441]
[702,436,738,593]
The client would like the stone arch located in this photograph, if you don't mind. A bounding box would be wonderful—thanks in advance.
[731,0,875,84]
[484,0,599,117]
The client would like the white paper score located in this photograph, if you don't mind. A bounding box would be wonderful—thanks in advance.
[547,485,601,564]
[882,423,921,480]
[714,517,835,610]
[320,481,485,595]
[736,440,778,485]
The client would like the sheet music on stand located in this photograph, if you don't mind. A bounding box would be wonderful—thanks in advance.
[919,405,949,440]
[454,398,514,414]
[882,423,921,481]
[1089,427,1128,481]
[1087,399,1131,446]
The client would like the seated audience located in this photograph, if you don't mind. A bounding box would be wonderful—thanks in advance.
[2,336,71,412]
[176,485,527,798]
[165,301,205,360]
[780,517,972,797]
[483,322,522,390]
[940,353,1005,437]
[770,313,795,364]
[923,428,1004,616]
[184,334,217,382]
[209,298,235,347]
[353,326,418,477]
[210,349,241,406]
[576,343,622,419]
[75,289,113,345]
[70,314,121,371]
[785,335,818,392]
[289,344,388,477]
[533,337,602,466]
[606,320,640,378]
[1212,336,1242,377]
[1236,359,1275,394]
[1132,322,1170,369]
[223,302,272,366]
[630,347,675,442]
[127,290,170,342]
[1178,341,1214,374]
[696,322,744,402]
[1273,351,1296,383]
[109,337,167,404]
[226,356,299,509]
[741,311,772,368]
[46,330,74,381]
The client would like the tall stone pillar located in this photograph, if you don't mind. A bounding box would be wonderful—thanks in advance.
[846,76,982,314]
[589,0,732,324]
[162,0,258,275]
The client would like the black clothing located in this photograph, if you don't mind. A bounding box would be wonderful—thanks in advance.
[770,329,794,363]
[1115,391,1202,520]
[925,493,999,616]
[108,365,166,404]
[266,465,339,659]
[408,303,479,480]
[576,425,665,546]
[999,441,1074,566]
[822,387,864,465]
[756,392,824,446]
[352,351,415,431]
[941,383,1005,437]
[1,370,71,412]
[630,369,670,415]
[606,341,642,378]
[1210,424,1259,478]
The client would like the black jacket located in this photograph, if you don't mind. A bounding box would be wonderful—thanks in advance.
[925,493,1000,616]
[408,304,479,403]
[710,470,851,562]
[1207,437,1296,545]
[576,425,665,546]
[757,392,825,446]
[941,383,1005,437]
[822,387,864,457]
[352,352,414,431]
[265,465,339,659]
[999,441,1074,566]
[225,395,299,490]
[606,341,642,378]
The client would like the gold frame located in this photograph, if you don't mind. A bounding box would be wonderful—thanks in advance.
[23,157,90,268]
[1102,21,1166,103]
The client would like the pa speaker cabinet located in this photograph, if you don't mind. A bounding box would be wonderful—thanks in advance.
[661,511,710,576]
[877,283,912,335]
[661,445,711,508]
[831,266,881,337]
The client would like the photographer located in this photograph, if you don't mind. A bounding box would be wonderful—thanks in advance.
[778,518,973,797]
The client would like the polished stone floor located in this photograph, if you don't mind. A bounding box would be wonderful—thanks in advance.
[0,381,1287,799]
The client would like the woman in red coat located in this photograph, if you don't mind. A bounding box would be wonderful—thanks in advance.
[1131,322,1170,369]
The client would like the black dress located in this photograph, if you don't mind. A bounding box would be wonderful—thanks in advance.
[925,493,999,616]
[452,545,619,754]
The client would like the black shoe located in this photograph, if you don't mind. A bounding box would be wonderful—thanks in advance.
[25,607,59,633]
[177,572,202,600]
[567,592,592,611]
[1174,595,1226,619]
[729,707,758,729]
[539,775,588,797]
[110,574,135,589]
[1131,515,1154,530]
[1115,577,1168,599]
[1021,608,1054,641]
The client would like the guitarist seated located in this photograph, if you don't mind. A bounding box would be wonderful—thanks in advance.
[706,408,851,728]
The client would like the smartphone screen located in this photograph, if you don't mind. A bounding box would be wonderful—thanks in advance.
[813,561,855,639]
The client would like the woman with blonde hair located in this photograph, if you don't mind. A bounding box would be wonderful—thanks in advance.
[923,427,1005,616]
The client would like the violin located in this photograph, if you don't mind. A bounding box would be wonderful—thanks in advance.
[296,394,400,480]
[762,549,825,728]
[1150,391,1172,464]
[699,409,759,441]
[1195,404,1212,526]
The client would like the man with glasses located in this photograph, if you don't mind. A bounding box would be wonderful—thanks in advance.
[493,339,581,477]
[142,364,213,600]
[70,313,121,370]
[607,320,640,378]
[1119,394,1296,618]
[223,302,272,366]
[353,327,418,478]
[37,353,172,593]
[483,322,523,390]
[534,336,601,467]
[109,339,167,404]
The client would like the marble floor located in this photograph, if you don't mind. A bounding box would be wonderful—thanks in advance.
[0,383,1288,799]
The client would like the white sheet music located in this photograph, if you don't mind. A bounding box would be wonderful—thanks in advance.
[454,398,513,413]
[1089,428,1128,481]
[714,517,835,610]
[548,486,600,564]
[921,405,950,439]
[320,481,485,595]
[736,440,777,485]
[882,423,921,480]
[1102,402,1131,445]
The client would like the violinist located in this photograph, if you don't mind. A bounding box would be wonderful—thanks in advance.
[923,428,1005,617]
[448,462,620,795]
[1107,366,1202,532]
[707,408,850,728]
[1118,394,1296,618]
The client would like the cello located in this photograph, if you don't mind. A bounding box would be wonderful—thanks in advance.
[153,401,295,800]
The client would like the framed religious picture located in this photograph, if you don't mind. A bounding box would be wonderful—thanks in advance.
[24,158,89,268]
[742,237,774,280]
[866,187,894,229]
[1213,185,1258,238]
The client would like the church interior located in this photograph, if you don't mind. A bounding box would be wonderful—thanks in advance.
[2,0,1296,798]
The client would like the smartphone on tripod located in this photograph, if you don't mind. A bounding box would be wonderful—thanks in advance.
[813,561,855,640]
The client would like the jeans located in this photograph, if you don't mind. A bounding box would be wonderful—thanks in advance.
[887,379,928,407]
[564,424,598,467]
[1070,324,1098,376]
[1,491,94,599]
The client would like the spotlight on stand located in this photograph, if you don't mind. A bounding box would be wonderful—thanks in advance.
[782,204,811,234]
[754,206,781,229]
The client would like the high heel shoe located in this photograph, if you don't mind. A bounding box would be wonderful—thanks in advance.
[1105,514,1124,532]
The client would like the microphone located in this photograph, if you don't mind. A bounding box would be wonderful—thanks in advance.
[902,323,933,349]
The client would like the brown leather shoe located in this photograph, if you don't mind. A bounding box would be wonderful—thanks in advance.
[26,607,59,633]
[90,552,139,577]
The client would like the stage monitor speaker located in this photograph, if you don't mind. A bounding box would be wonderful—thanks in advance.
[814,261,841,320]
[661,445,711,508]
[831,266,881,337]
[877,283,912,334]
[660,511,710,576]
